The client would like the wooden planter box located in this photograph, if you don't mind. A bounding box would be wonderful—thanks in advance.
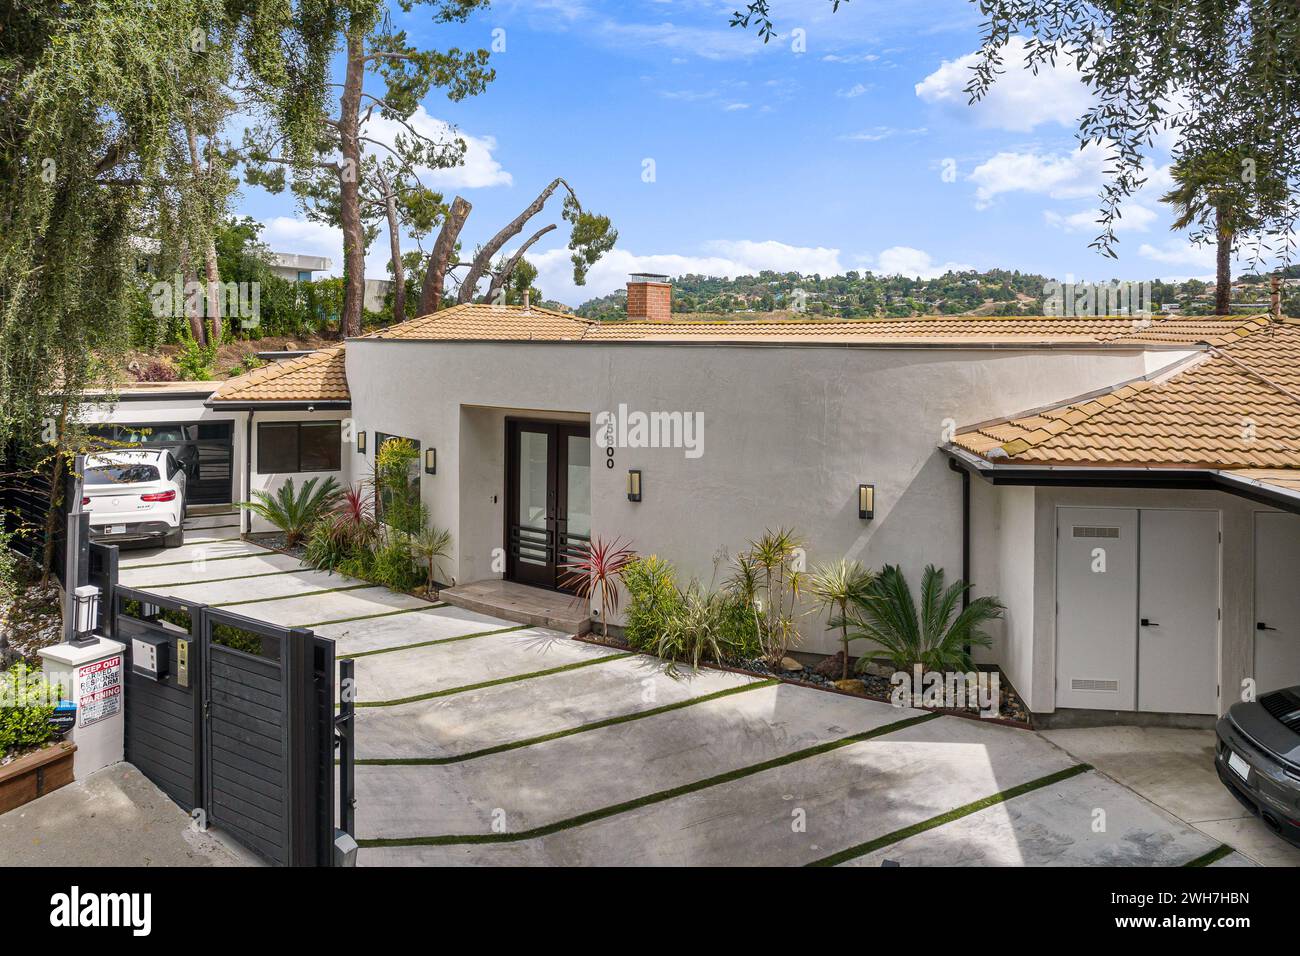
[0,741,77,815]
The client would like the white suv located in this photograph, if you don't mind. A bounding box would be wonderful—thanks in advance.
[83,450,187,548]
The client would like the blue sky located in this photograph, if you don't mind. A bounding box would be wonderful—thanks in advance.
[237,0,1234,307]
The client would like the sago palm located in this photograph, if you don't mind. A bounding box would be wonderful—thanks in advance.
[241,476,342,547]
[840,564,1002,674]
[806,559,875,679]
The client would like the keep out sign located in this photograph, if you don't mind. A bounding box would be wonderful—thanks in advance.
[77,655,122,728]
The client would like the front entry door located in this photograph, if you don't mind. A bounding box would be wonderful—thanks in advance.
[506,420,591,591]
[1255,513,1300,693]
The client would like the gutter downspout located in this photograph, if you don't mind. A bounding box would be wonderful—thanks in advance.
[948,456,971,610]
[243,410,254,535]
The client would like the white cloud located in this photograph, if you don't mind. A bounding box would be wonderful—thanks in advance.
[523,239,848,307]
[915,37,1092,132]
[841,126,926,143]
[837,83,872,98]
[1044,203,1158,234]
[874,246,973,279]
[362,106,511,189]
[967,144,1109,209]
[1138,240,1218,270]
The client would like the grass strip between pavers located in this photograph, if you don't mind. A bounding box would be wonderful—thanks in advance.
[805,762,1094,867]
[299,602,448,629]
[121,550,265,570]
[1184,843,1235,867]
[341,623,528,660]
[354,652,634,708]
[130,567,304,589]
[356,677,780,765]
[356,710,941,847]
[212,581,374,608]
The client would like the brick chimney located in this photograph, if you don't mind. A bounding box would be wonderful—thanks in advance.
[626,273,671,321]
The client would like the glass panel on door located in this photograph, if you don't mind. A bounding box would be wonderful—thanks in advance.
[516,429,551,569]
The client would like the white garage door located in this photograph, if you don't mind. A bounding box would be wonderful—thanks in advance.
[1255,512,1300,693]
[1056,507,1220,715]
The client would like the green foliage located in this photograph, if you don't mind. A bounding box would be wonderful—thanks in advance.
[338,532,424,593]
[562,193,618,286]
[0,663,57,758]
[410,525,453,592]
[212,623,265,657]
[241,476,342,547]
[806,559,876,678]
[622,555,761,667]
[174,338,219,380]
[838,564,1003,673]
[376,438,424,534]
[740,528,805,667]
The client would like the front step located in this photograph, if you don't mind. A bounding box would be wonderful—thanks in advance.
[438,579,591,635]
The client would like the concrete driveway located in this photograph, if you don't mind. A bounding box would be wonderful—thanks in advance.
[113,511,1262,867]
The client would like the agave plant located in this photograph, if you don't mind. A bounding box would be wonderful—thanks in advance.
[806,559,875,679]
[240,476,342,548]
[840,564,1003,674]
[560,536,637,637]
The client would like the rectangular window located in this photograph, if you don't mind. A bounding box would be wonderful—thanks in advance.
[257,421,340,474]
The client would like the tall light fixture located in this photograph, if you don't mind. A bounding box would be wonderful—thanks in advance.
[858,483,875,520]
[627,469,642,502]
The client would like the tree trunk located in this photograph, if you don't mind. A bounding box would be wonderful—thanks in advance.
[486,223,555,304]
[180,243,205,345]
[418,195,471,315]
[1215,206,1232,316]
[337,29,367,338]
[457,178,570,304]
[184,111,223,342]
[376,166,405,324]
[38,396,70,584]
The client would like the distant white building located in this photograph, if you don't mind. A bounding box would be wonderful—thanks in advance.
[268,252,332,283]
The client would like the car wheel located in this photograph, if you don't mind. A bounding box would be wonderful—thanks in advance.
[164,525,185,548]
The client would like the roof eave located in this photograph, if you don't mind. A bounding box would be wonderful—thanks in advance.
[941,445,1300,515]
[203,399,352,411]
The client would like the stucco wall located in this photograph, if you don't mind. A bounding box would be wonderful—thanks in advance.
[346,339,1172,655]
[247,409,353,533]
[977,483,1281,716]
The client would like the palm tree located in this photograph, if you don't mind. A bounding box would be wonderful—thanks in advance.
[840,564,1003,674]
[411,526,453,594]
[1161,150,1258,316]
[807,559,875,679]
[240,476,342,548]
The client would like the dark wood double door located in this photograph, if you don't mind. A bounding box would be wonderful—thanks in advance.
[505,419,591,591]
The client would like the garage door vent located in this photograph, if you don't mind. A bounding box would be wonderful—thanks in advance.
[1072,526,1120,539]
[1071,678,1119,692]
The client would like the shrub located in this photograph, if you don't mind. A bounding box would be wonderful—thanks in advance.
[175,338,219,380]
[843,564,1003,674]
[375,438,424,534]
[0,663,58,759]
[652,586,730,674]
[622,556,683,650]
[130,358,179,382]
[730,528,805,668]
[241,476,342,548]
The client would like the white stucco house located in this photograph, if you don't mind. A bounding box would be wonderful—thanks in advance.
[83,276,1300,728]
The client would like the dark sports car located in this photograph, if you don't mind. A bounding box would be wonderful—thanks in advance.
[1216,686,1300,847]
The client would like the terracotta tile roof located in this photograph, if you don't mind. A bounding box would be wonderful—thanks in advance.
[953,320,1300,470]
[209,346,350,404]
[358,304,1275,346]
[361,302,594,341]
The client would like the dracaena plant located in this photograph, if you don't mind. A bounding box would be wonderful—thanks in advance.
[560,536,637,638]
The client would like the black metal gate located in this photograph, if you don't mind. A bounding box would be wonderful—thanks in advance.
[109,577,352,866]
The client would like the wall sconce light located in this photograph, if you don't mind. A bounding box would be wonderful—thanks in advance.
[357,430,367,455]
[71,585,101,647]
[627,469,642,502]
[858,483,875,520]
[425,447,437,475]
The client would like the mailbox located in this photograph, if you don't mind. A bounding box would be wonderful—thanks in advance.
[131,633,170,681]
